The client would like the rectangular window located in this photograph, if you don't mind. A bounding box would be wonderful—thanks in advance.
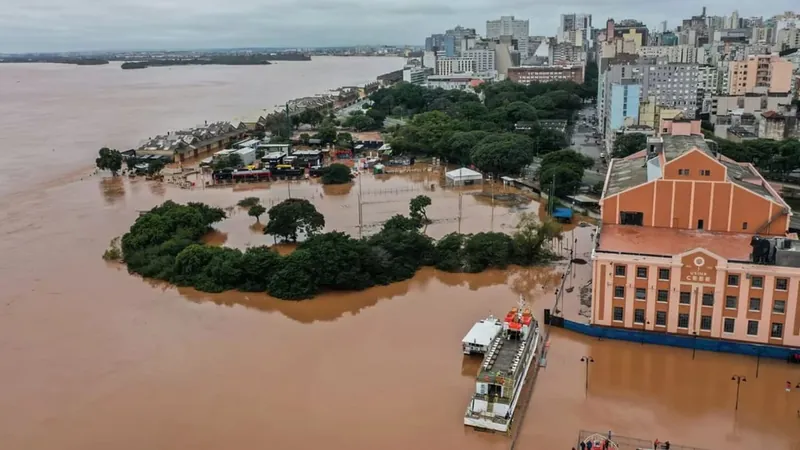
[636,266,648,278]
[725,296,738,309]
[678,313,690,329]
[747,320,759,336]
[658,268,670,280]
[657,290,669,302]
[615,265,626,277]
[700,315,712,331]
[727,274,739,286]
[751,276,763,288]
[723,317,735,333]
[614,286,625,298]
[634,309,645,324]
[776,278,788,291]
[613,306,624,322]
[655,311,667,326]
[619,211,644,226]
[679,291,691,304]
[678,169,690,175]
[771,322,783,338]
[773,300,786,314]
[749,297,761,311]
[635,288,646,300]
[742,222,748,230]
[702,293,714,306]
[700,169,711,176]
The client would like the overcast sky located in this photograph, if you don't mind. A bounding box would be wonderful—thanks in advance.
[0,1,795,53]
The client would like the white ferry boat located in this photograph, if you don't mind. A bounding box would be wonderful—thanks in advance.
[461,315,502,355]
[464,297,541,433]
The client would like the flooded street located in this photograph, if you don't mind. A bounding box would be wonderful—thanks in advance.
[1,62,800,450]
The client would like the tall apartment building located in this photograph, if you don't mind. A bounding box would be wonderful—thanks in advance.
[777,28,800,50]
[559,13,592,46]
[436,57,476,76]
[486,16,530,57]
[549,39,584,65]
[697,65,719,114]
[728,54,794,95]
[445,26,477,56]
[461,49,496,74]
[508,65,584,85]
[638,45,706,64]
[425,34,444,52]
[599,59,700,139]
[605,81,642,150]
[593,118,798,348]
[402,66,431,85]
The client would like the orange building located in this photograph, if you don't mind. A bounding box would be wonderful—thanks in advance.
[592,118,800,348]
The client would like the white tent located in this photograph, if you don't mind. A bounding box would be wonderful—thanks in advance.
[445,167,483,186]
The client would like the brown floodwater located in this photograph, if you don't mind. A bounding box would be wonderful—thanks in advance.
[2,63,800,450]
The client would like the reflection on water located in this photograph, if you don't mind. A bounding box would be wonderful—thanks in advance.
[177,266,560,324]
[322,183,354,196]
[99,177,125,205]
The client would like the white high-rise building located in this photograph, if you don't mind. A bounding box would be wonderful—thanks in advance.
[436,57,476,76]
[486,16,530,56]
[462,49,496,75]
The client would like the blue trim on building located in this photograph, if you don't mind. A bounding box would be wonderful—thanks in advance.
[563,319,800,360]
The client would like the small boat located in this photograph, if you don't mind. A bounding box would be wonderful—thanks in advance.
[461,315,502,355]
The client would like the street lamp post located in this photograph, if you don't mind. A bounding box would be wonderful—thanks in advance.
[731,375,747,411]
[692,331,698,360]
[580,356,594,397]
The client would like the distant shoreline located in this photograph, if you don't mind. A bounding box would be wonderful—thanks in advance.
[0,53,313,68]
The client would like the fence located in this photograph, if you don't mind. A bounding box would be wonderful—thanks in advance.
[563,319,800,360]
[577,430,707,450]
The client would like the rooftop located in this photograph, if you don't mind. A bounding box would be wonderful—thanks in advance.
[603,134,781,204]
[597,224,755,261]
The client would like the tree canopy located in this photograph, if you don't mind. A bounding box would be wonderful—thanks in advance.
[612,133,648,158]
[96,147,123,175]
[321,163,353,185]
[367,80,583,167]
[115,199,563,300]
[265,198,325,242]
[539,149,594,198]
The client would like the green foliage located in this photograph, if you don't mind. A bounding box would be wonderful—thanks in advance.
[96,147,123,175]
[706,136,800,180]
[370,79,585,166]
[470,133,535,176]
[313,119,338,145]
[265,198,325,242]
[539,149,594,198]
[612,133,648,158]
[248,204,267,222]
[114,199,562,301]
[213,153,244,170]
[237,197,261,208]
[299,133,311,145]
[336,132,354,148]
[409,195,432,224]
[321,163,353,185]
[146,159,165,176]
[102,237,122,261]
[343,111,379,131]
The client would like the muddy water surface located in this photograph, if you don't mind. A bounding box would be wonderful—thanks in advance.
[2,63,800,450]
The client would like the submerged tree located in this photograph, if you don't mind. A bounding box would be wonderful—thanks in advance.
[409,195,432,224]
[264,198,325,242]
[321,163,353,185]
[248,204,267,222]
[96,147,123,176]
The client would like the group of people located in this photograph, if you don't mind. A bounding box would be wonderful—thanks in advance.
[570,433,672,450]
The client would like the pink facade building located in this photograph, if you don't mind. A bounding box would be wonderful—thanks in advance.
[592,118,800,347]
[727,54,794,95]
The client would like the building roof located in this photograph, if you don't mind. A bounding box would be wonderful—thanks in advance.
[603,134,783,205]
[597,224,755,261]
[761,110,784,119]
[446,167,483,179]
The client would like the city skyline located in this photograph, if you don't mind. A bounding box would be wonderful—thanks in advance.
[2,1,798,53]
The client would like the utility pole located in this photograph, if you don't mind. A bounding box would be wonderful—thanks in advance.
[580,356,594,397]
[358,172,363,238]
[731,375,747,411]
[458,193,463,234]
[287,178,292,199]
[490,173,495,232]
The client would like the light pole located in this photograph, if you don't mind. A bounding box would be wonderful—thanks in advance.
[731,375,747,411]
[580,356,594,397]
[692,331,698,360]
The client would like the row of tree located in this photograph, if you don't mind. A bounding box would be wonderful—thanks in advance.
[364,80,585,177]
[117,199,562,300]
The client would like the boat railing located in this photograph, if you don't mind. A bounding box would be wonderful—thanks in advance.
[471,393,512,405]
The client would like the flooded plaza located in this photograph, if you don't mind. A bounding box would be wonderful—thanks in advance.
[1,62,800,450]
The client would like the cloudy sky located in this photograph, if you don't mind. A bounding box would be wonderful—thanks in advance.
[0,0,795,53]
